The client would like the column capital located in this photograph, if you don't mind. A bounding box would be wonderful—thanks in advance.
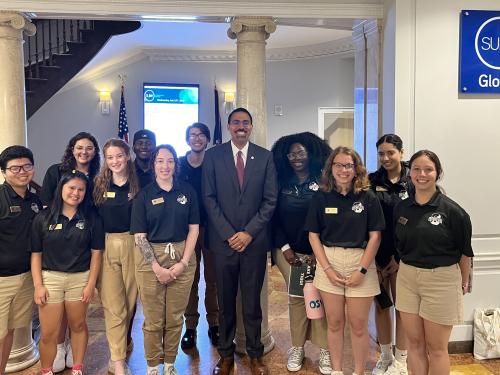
[228,16,276,41]
[0,11,36,36]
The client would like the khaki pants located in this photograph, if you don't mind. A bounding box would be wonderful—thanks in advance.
[184,228,219,329]
[98,232,138,361]
[272,248,328,349]
[135,241,196,365]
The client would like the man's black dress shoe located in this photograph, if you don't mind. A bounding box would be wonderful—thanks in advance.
[181,328,196,350]
[208,326,219,346]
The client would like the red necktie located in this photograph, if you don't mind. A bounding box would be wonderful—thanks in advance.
[236,151,244,189]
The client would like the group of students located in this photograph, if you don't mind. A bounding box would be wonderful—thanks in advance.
[0,106,473,375]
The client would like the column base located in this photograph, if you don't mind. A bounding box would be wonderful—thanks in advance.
[6,325,39,373]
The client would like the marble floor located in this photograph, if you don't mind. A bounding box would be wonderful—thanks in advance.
[10,264,500,375]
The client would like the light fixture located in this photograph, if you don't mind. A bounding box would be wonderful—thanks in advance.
[224,91,235,113]
[98,90,111,115]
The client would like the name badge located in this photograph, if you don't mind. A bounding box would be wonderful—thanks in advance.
[49,223,63,231]
[152,197,164,205]
[398,216,408,225]
[325,207,338,214]
[376,186,388,192]
[104,191,116,198]
[9,206,21,213]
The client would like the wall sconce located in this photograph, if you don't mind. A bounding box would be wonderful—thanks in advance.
[224,91,235,113]
[98,90,111,115]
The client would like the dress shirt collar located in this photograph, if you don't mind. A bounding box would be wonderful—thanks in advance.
[230,141,249,165]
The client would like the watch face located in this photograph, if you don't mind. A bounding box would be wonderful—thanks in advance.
[359,266,367,274]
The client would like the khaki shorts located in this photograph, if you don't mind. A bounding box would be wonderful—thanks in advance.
[313,246,380,297]
[0,272,34,338]
[42,270,90,304]
[396,262,463,326]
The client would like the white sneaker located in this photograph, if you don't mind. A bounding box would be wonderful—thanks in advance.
[146,366,161,375]
[164,365,178,375]
[66,342,74,368]
[318,348,332,375]
[331,371,344,375]
[71,370,82,375]
[372,356,393,375]
[384,360,408,375]
[53,343,66,372]
[286,346,304,371]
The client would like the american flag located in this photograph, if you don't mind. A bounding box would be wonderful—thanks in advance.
[118,85,129,143]
[213,85,222,145]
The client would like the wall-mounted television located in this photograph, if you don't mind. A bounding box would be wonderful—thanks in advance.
[143,83,199,156]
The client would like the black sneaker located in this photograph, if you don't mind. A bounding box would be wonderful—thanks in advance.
[208,326,219,346]
[181,329,196,350]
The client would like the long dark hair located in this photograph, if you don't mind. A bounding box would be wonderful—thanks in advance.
[47,170,88,224]
[271,132,332,187]
[60,132,100,178]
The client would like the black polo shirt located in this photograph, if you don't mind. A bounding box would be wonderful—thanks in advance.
[31,208,105,272]
[97,182,133,233]
[135,160,154,189]
[394,191,473,269]
[369,162,413,267]
[0,183,43,276]
[273,176,321,255]
[305,188,385,249]
[178,154,207,225]
[130,180,200,243]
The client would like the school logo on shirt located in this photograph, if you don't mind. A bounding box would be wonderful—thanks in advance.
[177,194,188,205]
[398,190,409,200]
[31,203,40,213]
[428,213,443,226]
[308,181,319,191]
[76,220,85,230]
[352,201,364,213]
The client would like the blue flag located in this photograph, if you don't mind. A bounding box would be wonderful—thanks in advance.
[213,86,222,145]
[118,85,129,143]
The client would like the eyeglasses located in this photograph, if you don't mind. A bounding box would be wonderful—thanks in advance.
[287,151,308,160]
[229,119,252,127]
[5,163,34,173]
[74,146,95,152]
[189,133,207,140]
[332,162,355,171]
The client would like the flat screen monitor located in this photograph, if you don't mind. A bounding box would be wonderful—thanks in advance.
[143,83,199,156]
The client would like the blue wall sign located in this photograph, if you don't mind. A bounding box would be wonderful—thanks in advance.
[459,10,500,93]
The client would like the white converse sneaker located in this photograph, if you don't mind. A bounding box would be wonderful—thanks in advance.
[146,366,161,375]
[372,356,393,375]
[53,343,66,372]
[318,348,332,375]
[384,359,408,375]
[66,342,74,368]
[286,346,304,371]
[164,365,179,375]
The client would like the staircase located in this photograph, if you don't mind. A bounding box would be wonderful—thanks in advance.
[24,19,141,119]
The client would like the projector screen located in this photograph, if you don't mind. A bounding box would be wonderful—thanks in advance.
[143,83,199,156]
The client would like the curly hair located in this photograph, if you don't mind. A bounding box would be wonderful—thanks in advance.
[321,146,370,194]
[60,132,100,179]
[271,132,332,187]
[93,139,140,206]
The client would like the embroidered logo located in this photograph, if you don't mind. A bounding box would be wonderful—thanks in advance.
[177,194,187,205]
[308,181,319,191]
[398,190,409,200]
[428,213,443,226]
[76,220,85,230]
[352,201,364,213]
[31,203,40,213]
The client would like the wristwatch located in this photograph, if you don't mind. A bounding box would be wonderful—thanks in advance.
[358,266,367,275]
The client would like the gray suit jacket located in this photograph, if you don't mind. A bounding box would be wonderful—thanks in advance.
[202,141,278,256]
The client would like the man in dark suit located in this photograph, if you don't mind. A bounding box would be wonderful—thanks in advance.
[202,108,277,375]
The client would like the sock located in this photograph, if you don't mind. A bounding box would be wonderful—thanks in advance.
[380,343,393,359]
[57,343,65,350]
[72,364,83,370]
[395,347,408,363]
[164,362,174,369]
[41,367,53,374]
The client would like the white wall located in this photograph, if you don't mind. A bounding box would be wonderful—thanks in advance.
[28,54,354,179]
[385,0,500,342]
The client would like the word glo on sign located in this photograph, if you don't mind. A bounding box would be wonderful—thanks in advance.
[459,10,500,93]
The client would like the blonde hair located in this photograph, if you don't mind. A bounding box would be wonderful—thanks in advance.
[321,146,370,194]
[93,139,139,206]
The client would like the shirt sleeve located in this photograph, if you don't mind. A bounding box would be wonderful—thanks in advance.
[130,190,147,234]
[90,214,105,250]
[304,192,323,233]
[452,206,474,257]
[30,213,44,253]
[366,190,386,232]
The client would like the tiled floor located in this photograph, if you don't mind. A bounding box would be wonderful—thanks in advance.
[10,264,500,374]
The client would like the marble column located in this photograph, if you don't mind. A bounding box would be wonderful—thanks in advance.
[227,16,276,355]
[352,20,382,172]
[0,11,39,373]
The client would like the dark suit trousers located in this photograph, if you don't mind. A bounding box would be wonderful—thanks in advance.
[214,250,267,358]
